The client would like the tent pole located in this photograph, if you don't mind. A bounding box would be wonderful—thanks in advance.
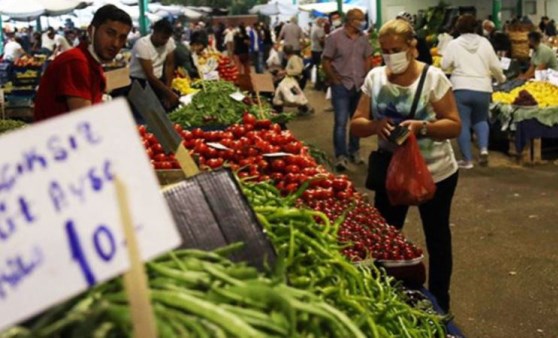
[376,0,382,28]
[0,16,3,55]
[337,0,342,16]
[139,0,149,36]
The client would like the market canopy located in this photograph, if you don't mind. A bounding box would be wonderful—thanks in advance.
[148,3,203,20]
[298,2,367,14]
[249,0,297,16]
[0,0,45,19]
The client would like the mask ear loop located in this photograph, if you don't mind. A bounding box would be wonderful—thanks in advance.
[87,26,103,64]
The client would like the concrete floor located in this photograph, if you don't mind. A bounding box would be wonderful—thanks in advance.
[287,89,558,338]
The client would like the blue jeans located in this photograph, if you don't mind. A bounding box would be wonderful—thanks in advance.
[331,84,360,158]
[252,51,264,74]
[454,90,491,161]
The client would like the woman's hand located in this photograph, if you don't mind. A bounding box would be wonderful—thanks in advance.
[374,118,395,141]
[400,120,423,136]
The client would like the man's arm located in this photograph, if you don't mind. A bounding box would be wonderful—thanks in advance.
[138,58,178,108]
[66,97,91,111]
[322,56,341,84]
[164,52,175,87]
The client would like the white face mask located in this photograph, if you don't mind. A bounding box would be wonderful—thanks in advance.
[332,19,342,27]
[87,27,103,64]
[483,29,490,36]
[383,51,410,74]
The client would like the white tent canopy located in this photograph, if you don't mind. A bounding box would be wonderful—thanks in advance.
[42,0,93,16]
[0,0,45,19]
[298,2,367,15]
[148,3,203,20]
[250,1,297,17]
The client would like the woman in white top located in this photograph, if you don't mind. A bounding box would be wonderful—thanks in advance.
[350,18,461,313]
[442,14,506,168]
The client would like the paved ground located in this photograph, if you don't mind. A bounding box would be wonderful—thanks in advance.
[287,89,558,338]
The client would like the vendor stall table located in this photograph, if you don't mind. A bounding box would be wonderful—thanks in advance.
[490,103,558,162]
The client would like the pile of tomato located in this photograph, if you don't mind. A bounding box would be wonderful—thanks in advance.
[137,114,423,263]
[217,55,239,82]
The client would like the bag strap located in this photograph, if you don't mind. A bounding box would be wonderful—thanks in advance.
[409,64,429,119]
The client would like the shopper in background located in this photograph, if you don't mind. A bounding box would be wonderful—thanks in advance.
[223,24,235,57]
[442,14,506,169]
[322,8,373,171]
[274,44,314,116]
[3,33,25,61]
[34,5,132,122]
[261,22,274,68]
[129,19,179,110]
[233,23,251,75]
[520,31,558,79]
[483,19,512,57]
[396,11,432,65]
[539,16,549,33]
[40,27,58,55]
[545,19,557,37]
[350,18,461,314]
[249,22,264,74]
[310,17,326,90]
[278,16,303,54]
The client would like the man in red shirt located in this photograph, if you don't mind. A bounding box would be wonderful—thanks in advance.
[34,5,132,122]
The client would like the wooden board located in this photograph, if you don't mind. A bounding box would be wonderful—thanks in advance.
[105,67,131,92]
[250,73,275,93]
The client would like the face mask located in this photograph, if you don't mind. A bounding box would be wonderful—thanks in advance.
[383,51,410,74]
[483,29,489,36]
[87,26,103,64]
[359,21,367,31]
[332,19,342,27]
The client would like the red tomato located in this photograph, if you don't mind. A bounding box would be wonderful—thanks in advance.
[271,159,286,171]
[285,183,299,193]
[154,153,167,162]
[145,148,154,159]
[192,128,205,139]
[243,113,257,125]
[137,125,147,136]
[254,119,272,129]
[332,178,349,191]
[151,143,163,154]
[173,124,184,133]
[158,161,173,170]
[285,165,300,174]
[206,158,224,169]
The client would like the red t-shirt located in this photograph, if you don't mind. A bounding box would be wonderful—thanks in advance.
[34,43,106,122]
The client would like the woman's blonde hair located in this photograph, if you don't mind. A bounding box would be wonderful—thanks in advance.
[379,19,415,43]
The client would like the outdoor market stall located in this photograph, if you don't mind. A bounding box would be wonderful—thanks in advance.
[0,65,463,336]
[491,79,558,162]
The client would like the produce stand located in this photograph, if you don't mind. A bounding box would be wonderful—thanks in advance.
[0,70,465,338]
[491,80,558,163]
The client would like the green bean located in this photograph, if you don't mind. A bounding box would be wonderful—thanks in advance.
[151,289,264,338]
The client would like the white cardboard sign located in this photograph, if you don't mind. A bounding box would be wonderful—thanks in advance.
[0,99,181,331]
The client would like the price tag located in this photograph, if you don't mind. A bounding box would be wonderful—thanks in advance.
[500,57,512,70]
[207,142,231,151]
[229,91,246,102]
[263,152,293,158]
[0,99,180,331]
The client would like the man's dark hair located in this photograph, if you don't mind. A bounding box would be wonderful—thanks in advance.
[152,19,173,35]
[190,30,209,48]
[456,14,478,34]
[91,4,132,28]
[528,31,542,43]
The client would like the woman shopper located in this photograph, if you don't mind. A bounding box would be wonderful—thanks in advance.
[350,18,461,313]
[442,14,506,168]
[233,23,251,75]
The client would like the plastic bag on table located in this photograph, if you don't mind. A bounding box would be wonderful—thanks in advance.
[386,134,436,206]
[274,76,308,107]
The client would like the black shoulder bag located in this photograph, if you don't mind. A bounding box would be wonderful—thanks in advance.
[365,65,430,191]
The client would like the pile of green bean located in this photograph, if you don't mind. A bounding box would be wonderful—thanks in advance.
[168,80,285,128]
[1,246,367,338]
[243,181,447,337]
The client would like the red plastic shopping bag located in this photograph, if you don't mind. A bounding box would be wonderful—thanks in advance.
[386,134,436,206]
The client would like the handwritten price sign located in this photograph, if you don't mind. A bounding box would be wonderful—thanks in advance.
[0,99,180,331]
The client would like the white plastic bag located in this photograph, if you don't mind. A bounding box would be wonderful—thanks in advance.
[311,66,317,84]
[273,76,308,106]
[325,86,331,100]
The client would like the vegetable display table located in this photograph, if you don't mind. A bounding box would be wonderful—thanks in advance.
[490,103,558,162]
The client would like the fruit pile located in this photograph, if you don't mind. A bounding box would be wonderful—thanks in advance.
[13,55,44,68]
[138,114,423,264]
[493,81,558,107]
[217,55,239,82]
[304,197,423,262]
[512,89,538,106]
